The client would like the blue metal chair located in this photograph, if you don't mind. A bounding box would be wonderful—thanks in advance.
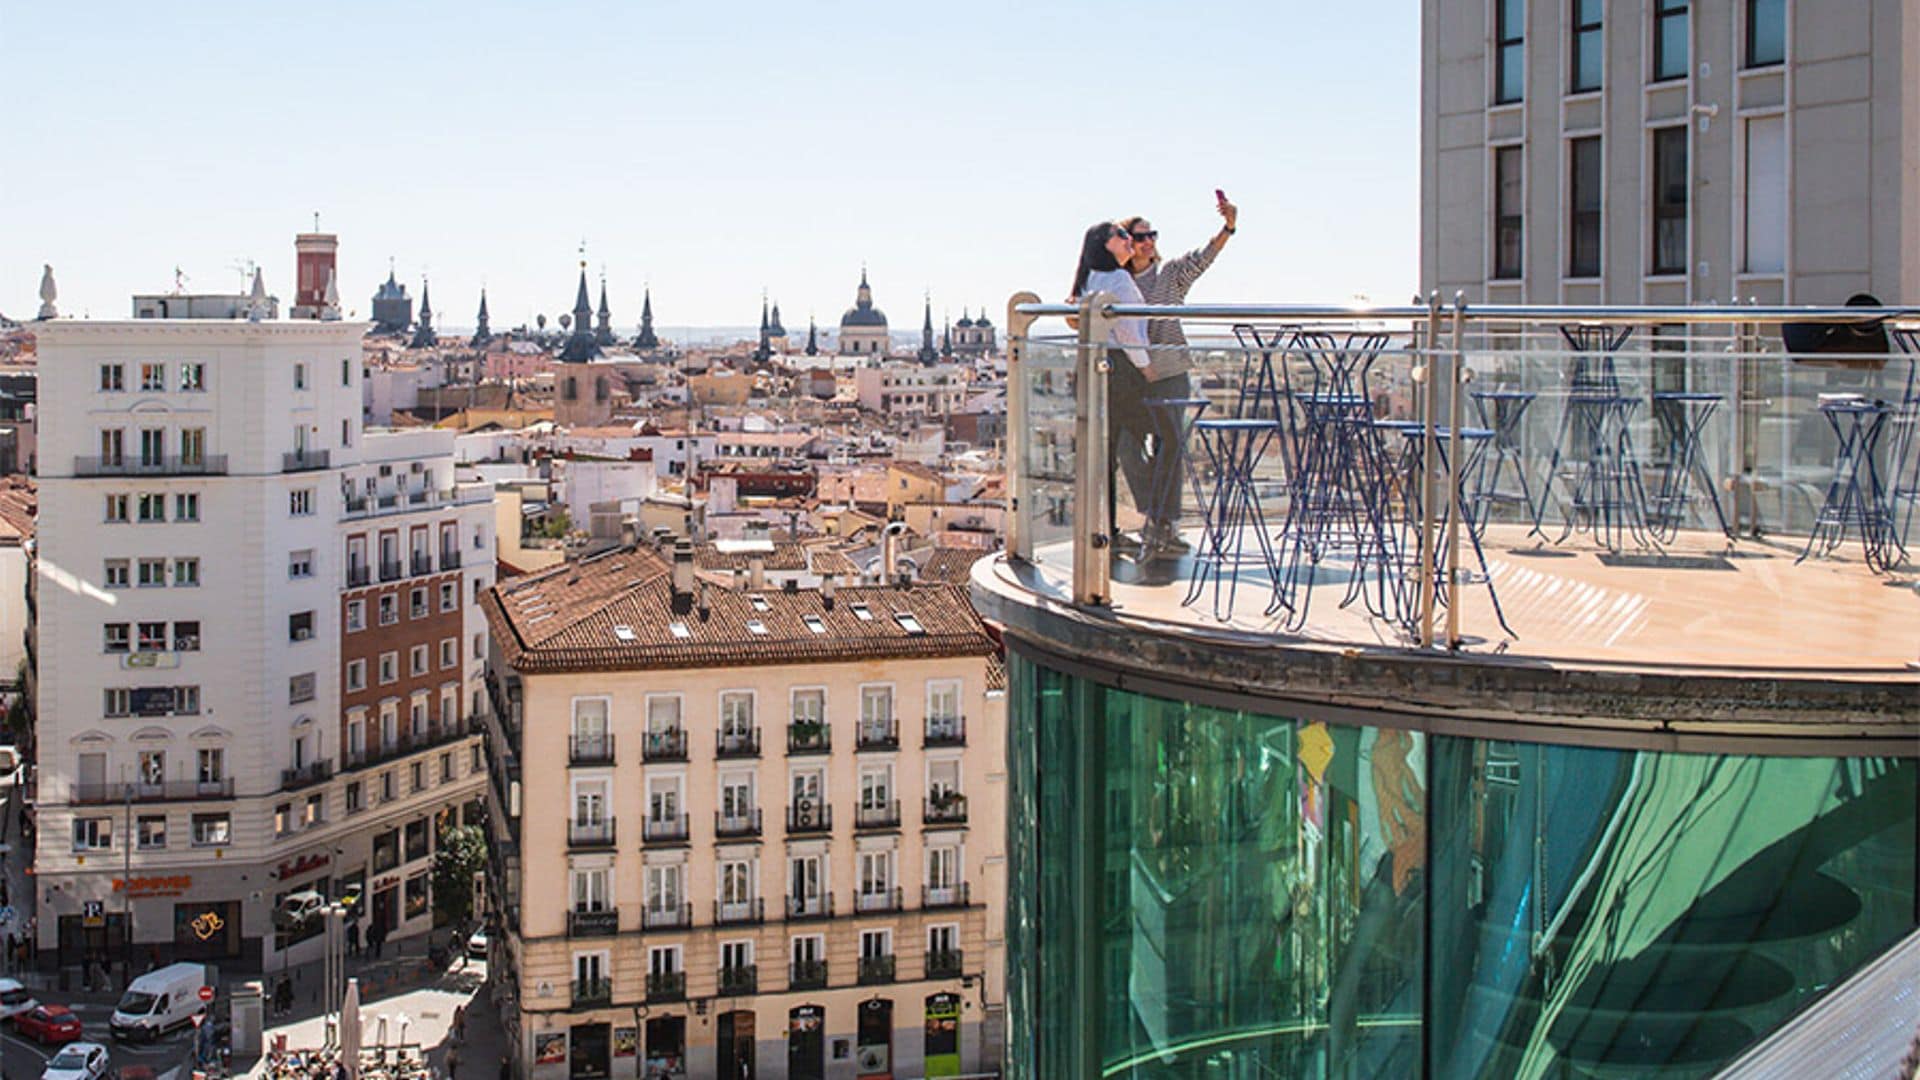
[1393,425,1515,637]
[1140,394,1212,546]
[1533,325,1655,550]
[1469,389,1541,532]
[1887,328,1919,559]
[1185,417,1288,620]
[1798,396,1898,572]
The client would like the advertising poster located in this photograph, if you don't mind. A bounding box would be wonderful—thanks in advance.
[534,1032,567,1065]
[613,1029,638,1059]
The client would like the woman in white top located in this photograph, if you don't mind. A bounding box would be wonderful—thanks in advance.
[1071,221,1156,555]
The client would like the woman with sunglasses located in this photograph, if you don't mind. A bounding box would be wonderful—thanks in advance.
[1070,221,1155,558]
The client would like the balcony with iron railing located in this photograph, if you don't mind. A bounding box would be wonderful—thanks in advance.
[715,808,762,839]
[378,559,403,583]
[786,721,830,755]
[282,449,331,472]
[280,760,335,792]
[926,948,964,979]
[923,882,971,910]
[411,552,433,577]
[569,733,615,766]
[855,886,903,914]
[643,813,691,845]
[643,728,688,762]
[568,818,617,849]
[74,454,228,477]
[646,971,686,1002]
[346,564,371,588]
[342,482,492,522]
[73,779,234,805]
[857,955,896,985]
[924,793,969,826]
[856,718,899,751]
[785,893,834,921]
[924,715,967,747]
[643,903,692,930]
[342,719,478,773]
[789,958,828,990]
[717,964,757,997]
[786,802,831,835]
[567,908,619,938]
[855,799,901,830]
[716,727,761,758]
[572,977,611,1008]
[714,897,765,926]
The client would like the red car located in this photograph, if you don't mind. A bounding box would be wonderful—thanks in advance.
[15,1004,84,1045]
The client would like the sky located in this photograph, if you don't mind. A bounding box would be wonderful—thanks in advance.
[0,0,1420,334]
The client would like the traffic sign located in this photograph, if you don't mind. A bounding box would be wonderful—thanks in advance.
[191,1013,205,1028]
[198,985,215,1002]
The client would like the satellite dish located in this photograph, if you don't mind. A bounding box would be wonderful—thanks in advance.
[559,314,573,331]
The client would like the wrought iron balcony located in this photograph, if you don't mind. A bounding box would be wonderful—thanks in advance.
[646,971,686,1002]
[717,965,757,997]
[786,721,830,755]
[856,719,899,751]
[855,886,904,914]
[73,779,233,805]
[643,903,692,930]
[280,760,335,792]
[855,799,901,830]
[346,564,371,588]
[567,908,619,938]
[567,818,617,849]
[789,958,828,991]
[786,802,831,835]
[378,559,403,582]
[643,728,688,762]
[643,813,690,844]
[716,727,761,758]
[569,733,615,766]
[785,893,834,921]
[857,955,896,985]
[924,714,967,747]
[714,898,765,926]
[922,882,971,910]
[715,808,762,839]
[411,553,433,577]
[924,793,969,826]
[926,948,964,979]
[74,455,228,477]
[572,977,611,1007]
[440,550,462,570]
[282,449,331,472]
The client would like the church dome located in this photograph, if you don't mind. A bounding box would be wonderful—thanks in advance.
[840,304,888,328]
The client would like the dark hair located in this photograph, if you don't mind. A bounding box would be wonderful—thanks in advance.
[1071,221,1123,299]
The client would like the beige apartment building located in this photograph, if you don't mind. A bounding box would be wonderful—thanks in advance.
[481,543,1005,1079]
[1421,0,1920,304]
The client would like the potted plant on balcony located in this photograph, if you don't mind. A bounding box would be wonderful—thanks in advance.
[929,789,963,816]
[791,718,825,747]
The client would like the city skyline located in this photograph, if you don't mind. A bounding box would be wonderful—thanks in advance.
[0,0,1419,326]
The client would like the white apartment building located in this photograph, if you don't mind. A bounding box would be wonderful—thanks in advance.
[1421,0,1920,304]
[31,313,495,974]
[853,366,971,421]
[481,544,1005,1079]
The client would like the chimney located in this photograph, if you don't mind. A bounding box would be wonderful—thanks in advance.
[748,555,766,592]
[697,581,711,621]
[822,576,836,610]
[882,521,909,588]
[671,540,694,614]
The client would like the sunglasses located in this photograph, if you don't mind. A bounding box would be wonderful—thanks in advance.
[1110,230,1134,243]
[1130,230,1158,241]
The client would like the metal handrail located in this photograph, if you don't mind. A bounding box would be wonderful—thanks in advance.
[1014,300,1920,326]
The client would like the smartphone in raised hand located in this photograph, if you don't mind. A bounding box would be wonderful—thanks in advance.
[1215,188,1228,206]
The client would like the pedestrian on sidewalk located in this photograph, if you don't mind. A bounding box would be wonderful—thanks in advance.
[451,1004,466,1044]
[346,921,360,959]
[497,1055,510,1080]
[445,1044,461,1079]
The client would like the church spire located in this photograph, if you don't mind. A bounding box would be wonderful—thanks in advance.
[918,292,938,364]
[634,286,658,350]
[594,275,615,347]
[472,289,492,346]
[558,256,602,362]
[409,277,437,347]
[805,316,818,357]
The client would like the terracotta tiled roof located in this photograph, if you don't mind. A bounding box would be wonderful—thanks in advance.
[693,541,808,572]
[0,475,35,542]
[486,546,996,674]
[918,547,986,585]
[803,545,861,577]
[888,460,944,483]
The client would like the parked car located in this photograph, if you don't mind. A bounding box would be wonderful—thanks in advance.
[273,890,327,932]
[466,927,489,960]
[0,977,39,1022]
[16,1005,84,1045]
[41,1042,109,1080]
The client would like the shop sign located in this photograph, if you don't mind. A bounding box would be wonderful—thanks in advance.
[274,853,330,881]
[113,875,193,898]
[373,875,400,892]
[534,1032,567,1065]
[189,909,227,941]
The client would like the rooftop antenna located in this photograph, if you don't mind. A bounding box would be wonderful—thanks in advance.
[173,266,189,294]
[312,211,320,233]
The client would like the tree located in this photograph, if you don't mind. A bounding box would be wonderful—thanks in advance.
[432,823,487,930]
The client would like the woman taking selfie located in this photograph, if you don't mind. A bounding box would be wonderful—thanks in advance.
[1070,220,1154,555]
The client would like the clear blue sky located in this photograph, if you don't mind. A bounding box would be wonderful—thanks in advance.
[0,0,1418,331]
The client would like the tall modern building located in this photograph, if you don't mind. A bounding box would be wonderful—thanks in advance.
[30,294,496,972]
[1421,0,1920,304]
[481,543,1006,1079]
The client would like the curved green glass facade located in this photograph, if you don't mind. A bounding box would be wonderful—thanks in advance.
[1007,655,1917,1078]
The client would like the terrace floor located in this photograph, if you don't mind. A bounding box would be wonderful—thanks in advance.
[1011,523,1920,681]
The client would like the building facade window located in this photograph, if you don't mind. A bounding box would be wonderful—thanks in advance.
[104,559,129,589]
[346,599,365,632]
[191,813,231,847]
[174,493,199,521]
[289,550,314,579]
[290,673,316,704]
[1746,0,1785,67]
[99,364,124,392]
[346,659,367,692]
[1744,116,1787,274]
[137,816,167,849]
[1494,0,1524,103]
[179,363,205,392]
[1568,136,1604,277]
[73,818,112,851]
[105,494,129,523]
[1651,126,1689,275]
[1654,0,1689,81]
[1570,0,1602,92]
[174,558,200,587]
[290,489,314,516]
[140,363,166,392]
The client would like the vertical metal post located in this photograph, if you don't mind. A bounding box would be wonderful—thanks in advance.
[1445,294,1469,648]
[1004,292,1041,563]
[1072,293,1115,607]
[122,782,132,982]
[1417,292,1442,648]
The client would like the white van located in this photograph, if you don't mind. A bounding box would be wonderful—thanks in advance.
[109,962,207,1041]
